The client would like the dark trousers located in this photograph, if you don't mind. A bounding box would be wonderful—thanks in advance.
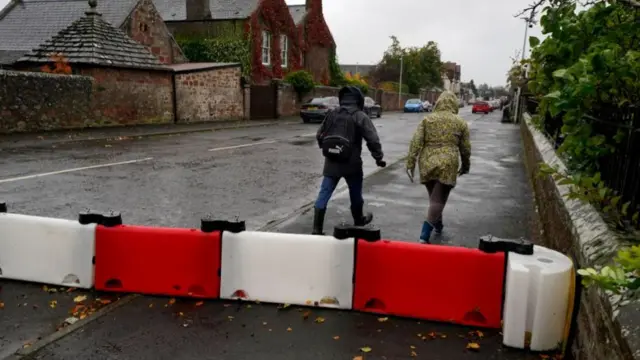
[315,175,364,210]
[425,180,453,224]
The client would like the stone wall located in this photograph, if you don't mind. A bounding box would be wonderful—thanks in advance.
[0,70,93,133]
[520,113,639,360]
[123,0,187,64]
[278,83,420,117]
[175,65,244,123]
[82,67,174,126]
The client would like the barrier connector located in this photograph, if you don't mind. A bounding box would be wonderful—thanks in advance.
[478,234,534,255]
[333,225,381,242]
[102,211,123,227]
[78,209,104,225]
[200,216,246,233]
[0,202,6,213]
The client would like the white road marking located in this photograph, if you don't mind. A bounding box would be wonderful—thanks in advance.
[0,157,154,184]
[208,140,276,152]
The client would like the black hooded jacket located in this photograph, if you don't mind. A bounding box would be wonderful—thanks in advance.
[316,86,384,177]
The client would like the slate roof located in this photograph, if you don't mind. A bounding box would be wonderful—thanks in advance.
[0,0,139,65]
[288,4,306,25]
[18,2,168,70]
[154,0,260,21]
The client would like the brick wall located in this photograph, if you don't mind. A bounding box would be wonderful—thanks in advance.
[278,83,420,117]
[304,46,330,84]
[520,113,639,360]
[81,67,174,127]
[0,70,93,133]
[124,0,187,64]
[175,65,244,123]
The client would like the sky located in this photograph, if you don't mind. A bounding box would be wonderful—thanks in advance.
[0,0,544,86]
[287,0,544,86]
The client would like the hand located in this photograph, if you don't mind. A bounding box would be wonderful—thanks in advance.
[376,159,387,168]
[406,168,414,183]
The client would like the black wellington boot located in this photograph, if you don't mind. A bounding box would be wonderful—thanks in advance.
[312,208,326,235]
[351,205,373,226]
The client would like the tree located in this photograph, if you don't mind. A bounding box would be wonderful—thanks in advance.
[468,79,478,97]
[369,36,443,94]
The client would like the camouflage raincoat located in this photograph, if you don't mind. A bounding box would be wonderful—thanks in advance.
[406,91,471,187]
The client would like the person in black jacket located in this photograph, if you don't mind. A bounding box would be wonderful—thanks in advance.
[312,86,386,235]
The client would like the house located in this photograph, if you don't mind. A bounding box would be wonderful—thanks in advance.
[154,0,334,84]
[0,0,186,67]
[441,61,462,95]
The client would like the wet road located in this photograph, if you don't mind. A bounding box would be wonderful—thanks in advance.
[0,109,542,359]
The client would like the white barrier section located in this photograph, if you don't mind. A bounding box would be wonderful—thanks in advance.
[0,213,96,288]
[502,245,574,351]
[220,231,355,309]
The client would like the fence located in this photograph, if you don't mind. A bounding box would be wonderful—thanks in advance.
[524,96,640,220]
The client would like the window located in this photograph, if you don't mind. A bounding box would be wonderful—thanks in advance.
[280,35,288,67]
[261,31,271,65]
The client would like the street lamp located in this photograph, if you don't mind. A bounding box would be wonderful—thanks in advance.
[514,14,535,123]
[398,55,404,109]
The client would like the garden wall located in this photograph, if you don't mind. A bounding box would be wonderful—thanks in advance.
[520,113,639,360]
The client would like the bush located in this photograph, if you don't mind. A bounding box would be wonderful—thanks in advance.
[176,37,251,76]
[284,70,315,97]
[345,78,369,95]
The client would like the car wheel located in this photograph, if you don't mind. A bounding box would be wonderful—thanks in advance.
[377,111,381,118]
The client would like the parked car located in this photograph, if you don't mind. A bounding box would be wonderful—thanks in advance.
[422,100,433,112]
[364,97,382,118]
[404,99,424,113]
[300,96,339,123]
[472,101,492,114]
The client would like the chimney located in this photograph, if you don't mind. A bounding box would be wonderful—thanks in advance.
[305,0,322,13]
[186,0,211,20]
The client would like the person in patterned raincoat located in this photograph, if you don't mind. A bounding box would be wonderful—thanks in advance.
[406,91,471,244]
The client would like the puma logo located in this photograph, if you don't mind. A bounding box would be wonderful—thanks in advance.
[328,145,343,154]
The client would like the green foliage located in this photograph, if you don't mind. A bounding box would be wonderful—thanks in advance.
[345,78,369,95]
[527,2,640,174]
[177,36,251,76]
[328,46,347,87]
[369,36,443,94]
[538,163,639,296]
[284,70,315,97]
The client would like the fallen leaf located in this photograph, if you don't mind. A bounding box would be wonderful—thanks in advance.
[410,351,418,357]
[23,343,31,349]
[49,300,58,308]
[410,345,416,349]
[73,295,87,303]
[246,304,252,309]
[314,317,325,324]
[99,299,112,305]
[286,327,292,332]
[228,316,234,320]
[353,357,363,360]
[281,303,291,309]
[262,322,268,326]
[377,317,389,322]
[360,346,372,353]
[440,334,447,339]
[179,312,184,317]
[333,336,340,340]
[302,311,311,320]
[466,342,480,351]
[195,301,204,307]
[148,303,154,308]
[0,302,4,309]
[168,298,176,306]
[67,288,76,293]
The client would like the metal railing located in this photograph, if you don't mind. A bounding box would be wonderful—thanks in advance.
[525,96,640,218]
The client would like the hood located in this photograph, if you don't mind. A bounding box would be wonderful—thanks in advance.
[433,91,459,114]
[338,86,365,110]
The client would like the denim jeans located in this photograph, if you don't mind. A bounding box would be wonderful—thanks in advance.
[314,175,364,210]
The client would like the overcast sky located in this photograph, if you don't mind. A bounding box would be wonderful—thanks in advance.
[0,0,543,85]
[289,0,543,86]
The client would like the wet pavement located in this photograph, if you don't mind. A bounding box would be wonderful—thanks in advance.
[0,109,541,359]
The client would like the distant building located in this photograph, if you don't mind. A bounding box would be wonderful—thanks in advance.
[441,62,461,95]
[339,64,376,77]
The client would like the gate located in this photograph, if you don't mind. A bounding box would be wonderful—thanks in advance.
[250,83,278,120]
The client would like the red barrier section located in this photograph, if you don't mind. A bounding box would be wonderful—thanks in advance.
[95,225,221,298]
[353,240,505,328]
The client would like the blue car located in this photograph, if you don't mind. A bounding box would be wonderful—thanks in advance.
[404,99,424,113]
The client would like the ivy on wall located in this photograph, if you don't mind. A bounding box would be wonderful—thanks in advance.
[177,36,251,77]
[247,0,302,83]
[328,46,345,87]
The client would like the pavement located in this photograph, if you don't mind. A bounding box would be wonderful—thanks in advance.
[0,108,542,359]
